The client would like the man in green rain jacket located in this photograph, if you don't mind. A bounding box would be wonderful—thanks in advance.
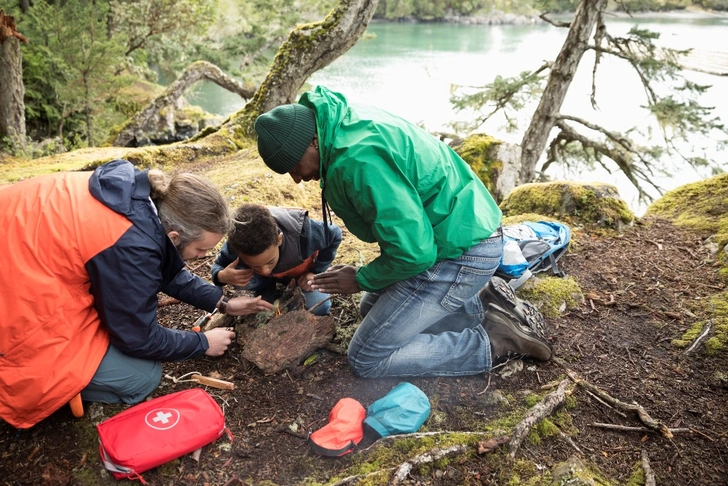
[254,86,552,378]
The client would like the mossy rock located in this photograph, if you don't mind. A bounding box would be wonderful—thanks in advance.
[500,181,635,230]
[450,133,503,194]
[646,172,728,253]
[518,276,584,319]
[550,455,613,485]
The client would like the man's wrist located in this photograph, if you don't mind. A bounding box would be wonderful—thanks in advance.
[216,296,229,314]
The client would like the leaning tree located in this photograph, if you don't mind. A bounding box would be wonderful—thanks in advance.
[452,0,726,202]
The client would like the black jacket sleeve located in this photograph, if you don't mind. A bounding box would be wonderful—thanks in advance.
[86,228,213,362]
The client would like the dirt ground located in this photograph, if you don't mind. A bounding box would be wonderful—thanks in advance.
[1,216,727,486]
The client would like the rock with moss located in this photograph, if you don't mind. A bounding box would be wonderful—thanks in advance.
[550,455,613,485]
[646,172,728,256]
[500,181,635,230]
[519,276,584,319]
[451,134,522,202]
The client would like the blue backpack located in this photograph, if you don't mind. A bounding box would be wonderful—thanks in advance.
[496,221,571,289]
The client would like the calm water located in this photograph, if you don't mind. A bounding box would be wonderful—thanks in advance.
[187,13,728,213]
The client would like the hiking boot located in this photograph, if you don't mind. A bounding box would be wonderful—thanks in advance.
[483,303,553,362]
[479,276,548,339]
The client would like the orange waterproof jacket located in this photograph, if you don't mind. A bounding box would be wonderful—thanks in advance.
[0,161,221,429]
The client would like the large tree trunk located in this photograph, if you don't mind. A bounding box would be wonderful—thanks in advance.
[518,0,606,183]
[0,10,28,151]
[233,0,379,136]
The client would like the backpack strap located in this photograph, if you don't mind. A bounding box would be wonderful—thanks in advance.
[509,269,532,290]
[307,437,356,457]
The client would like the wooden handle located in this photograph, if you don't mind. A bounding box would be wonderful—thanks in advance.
[191,375,235,390]
[69,393,84,417]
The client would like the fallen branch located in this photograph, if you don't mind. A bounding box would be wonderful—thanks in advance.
[590,423,691,434]
[555,358,673,439]
[684,320,713,355]
[509,379,572,458]
[391,444,469,485]
[641,449,656,486]
[331,431,507,485]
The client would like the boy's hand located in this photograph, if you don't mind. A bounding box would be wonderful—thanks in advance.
[218,258,253,287]
[297,272,315,292]
[226,295,274,316]
[310,265,361,295]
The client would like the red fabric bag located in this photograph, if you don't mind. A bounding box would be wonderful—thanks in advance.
[97,388,227,482]
[308,398,366,457]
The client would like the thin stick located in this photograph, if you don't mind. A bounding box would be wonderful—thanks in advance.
[684,320,713,355]
[585,389,627,418]
[308,295,334,314]
[555,358,673,438]
[590,423,691,434]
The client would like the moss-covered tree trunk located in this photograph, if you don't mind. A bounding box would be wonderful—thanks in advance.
[0,11,27,151]
[231,0,379,137]
[519,0,606,183]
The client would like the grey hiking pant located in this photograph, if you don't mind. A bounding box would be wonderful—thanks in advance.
[81,345,162,404]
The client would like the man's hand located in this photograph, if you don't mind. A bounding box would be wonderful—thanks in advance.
[297,272,315,292]
[203,327,236,356]
[226,295,274,316]
[309,265,361,295]
[217,258,253,287]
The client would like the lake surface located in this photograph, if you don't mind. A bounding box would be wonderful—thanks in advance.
[187,13,728,213]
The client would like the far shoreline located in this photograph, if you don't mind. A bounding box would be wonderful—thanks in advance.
[369,7,728,26]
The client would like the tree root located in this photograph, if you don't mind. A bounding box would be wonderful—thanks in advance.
[509,378,572,458]
[329,432,509,486]
[555,357,673,438]
[641,449,656,486]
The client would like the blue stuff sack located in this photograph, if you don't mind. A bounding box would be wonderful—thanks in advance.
[363,382,430,439]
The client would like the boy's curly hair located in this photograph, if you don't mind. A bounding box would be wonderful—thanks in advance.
[229,204,279,256]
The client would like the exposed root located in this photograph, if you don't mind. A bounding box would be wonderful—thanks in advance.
[641,449,656,486]
[509,378,572,458]
[555,357,674,439]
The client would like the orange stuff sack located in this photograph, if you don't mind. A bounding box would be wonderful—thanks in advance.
[308,398,365,456]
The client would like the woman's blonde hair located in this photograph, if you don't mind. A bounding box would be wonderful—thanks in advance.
[148,169,231,249]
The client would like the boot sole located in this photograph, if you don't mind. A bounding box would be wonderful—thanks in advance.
[484,304,553,361]
[481,277,548,339]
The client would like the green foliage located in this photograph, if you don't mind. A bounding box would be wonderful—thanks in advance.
[109,0,217,59]
[450,70,546,134]
[19,0,131,148]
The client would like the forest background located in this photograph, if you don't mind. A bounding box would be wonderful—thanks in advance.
[3,0,728,159]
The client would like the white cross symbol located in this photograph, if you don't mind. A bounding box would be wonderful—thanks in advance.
[153,411,173,424]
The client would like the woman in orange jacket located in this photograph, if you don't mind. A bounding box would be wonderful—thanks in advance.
[0,159,273,429]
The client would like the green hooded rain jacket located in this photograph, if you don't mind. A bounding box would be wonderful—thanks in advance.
[300,86,501,292]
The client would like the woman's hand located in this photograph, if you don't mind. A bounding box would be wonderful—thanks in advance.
[203,327,236,356]
[309,265,361,295]
[226,295,274,316]
[217,258,253,287]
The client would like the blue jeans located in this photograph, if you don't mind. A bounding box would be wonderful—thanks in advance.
[348,235,503,378]
[82,345,161,404]
[245,274,332,316]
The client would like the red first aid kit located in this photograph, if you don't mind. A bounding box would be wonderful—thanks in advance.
[97,388,228,482]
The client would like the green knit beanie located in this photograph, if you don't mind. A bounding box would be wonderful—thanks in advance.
[254,104,316,174]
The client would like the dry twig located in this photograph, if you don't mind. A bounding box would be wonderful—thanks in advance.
[555,358,673,438]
